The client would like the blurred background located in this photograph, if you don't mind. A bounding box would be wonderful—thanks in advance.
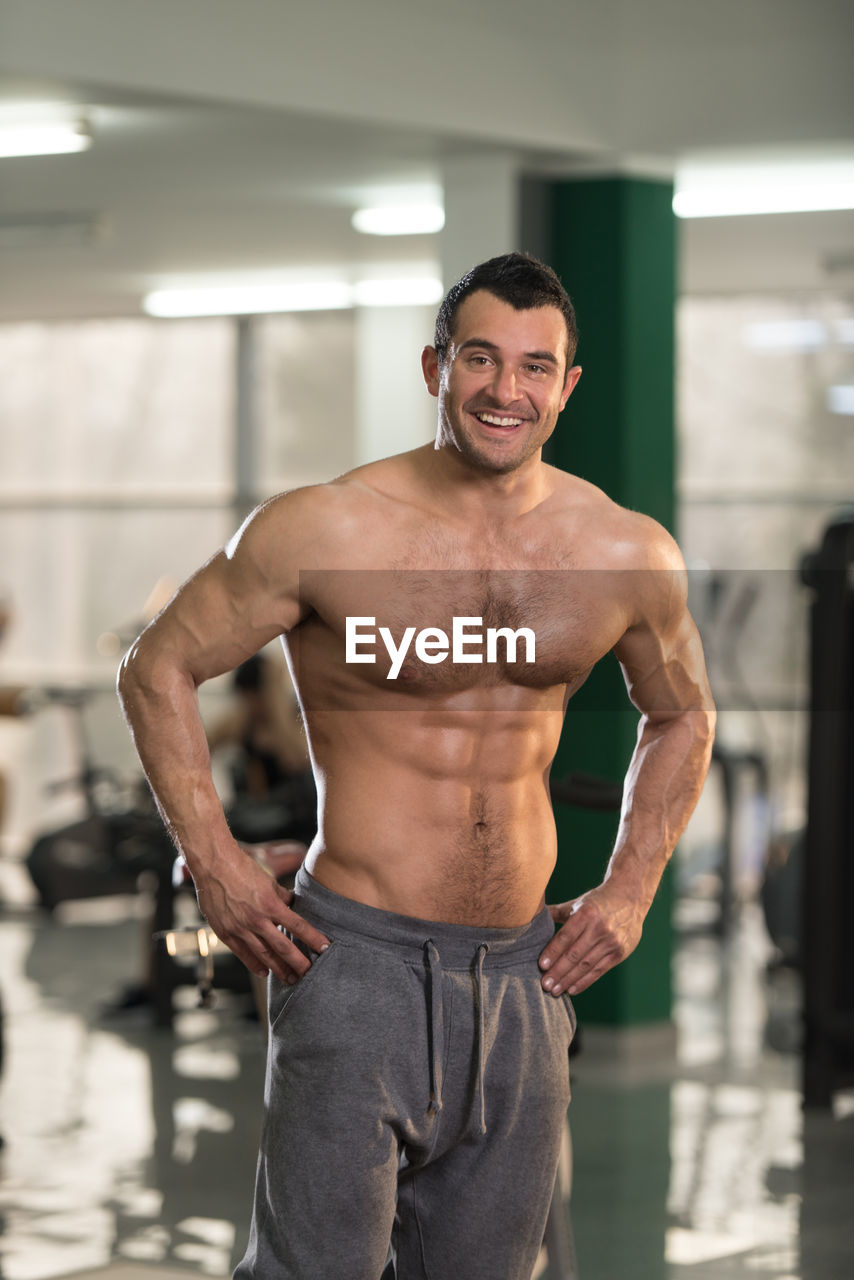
[0,3,852,1279]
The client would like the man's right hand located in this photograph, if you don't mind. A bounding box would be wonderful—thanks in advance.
[191,843,330,985]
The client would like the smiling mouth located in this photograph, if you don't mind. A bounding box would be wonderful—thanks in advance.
[473,411,528,429]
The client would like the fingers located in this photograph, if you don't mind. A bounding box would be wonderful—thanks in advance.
[541,938,621,995]
[268,890,330,956]
[238,895,329,985]
[218,917,322,986]
[547,900,576,926]
[224,935,277,980]
[539,900,631,996]
[539,904,586,974]
[251,927,307,986]
[197,877,329,986]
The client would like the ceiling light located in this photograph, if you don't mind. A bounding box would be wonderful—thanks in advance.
[674,158,854,218]
[143,277,444,317]
[143,282,353,318]
[351,204,445,236]
[0,119,91,158]
[674,183,854,217]
[353,277,443,307]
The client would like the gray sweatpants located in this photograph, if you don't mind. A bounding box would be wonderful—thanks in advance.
[234,867,576,1280]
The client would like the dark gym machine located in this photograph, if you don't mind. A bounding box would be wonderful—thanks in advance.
[800,509,854,1107]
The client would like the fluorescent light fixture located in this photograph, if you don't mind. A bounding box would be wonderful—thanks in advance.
[143,282,353,318]
[143,277,444,317]
[827,385,854,415]
[674,157,854,218]
[675,183,854,217]
[353,277,444,307]
[352,204,445,236]
[743,320,828,352]
[0,120,91,158]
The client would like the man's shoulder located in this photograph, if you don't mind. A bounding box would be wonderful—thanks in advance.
[293,452,416,521]
[545,467,684,572]
[232,454,415,566]
[603,506,684,572]
[333,449,423,500]
[544,465,612,517]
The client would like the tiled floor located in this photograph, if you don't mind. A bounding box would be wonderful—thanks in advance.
[0,891,851,1280]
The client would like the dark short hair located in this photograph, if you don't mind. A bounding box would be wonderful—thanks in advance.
[433,252,578,366]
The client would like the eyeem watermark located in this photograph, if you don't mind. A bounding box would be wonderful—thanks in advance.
[346,616,536,679]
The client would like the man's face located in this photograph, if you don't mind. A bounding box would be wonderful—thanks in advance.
[422,290,581,475]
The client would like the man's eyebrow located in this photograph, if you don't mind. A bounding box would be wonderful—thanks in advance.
[458,338,500,354]
[457,338,560,366]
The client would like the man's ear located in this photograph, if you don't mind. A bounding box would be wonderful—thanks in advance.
[560,365,582,410]
[421,345,441,398]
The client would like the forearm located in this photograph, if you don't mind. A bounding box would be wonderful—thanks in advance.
[604,705,716,909]
[117,644,233,876]
[539,549,716,995]
[118,636,331,982]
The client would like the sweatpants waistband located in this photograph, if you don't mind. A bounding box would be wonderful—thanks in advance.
[293,865,554,969]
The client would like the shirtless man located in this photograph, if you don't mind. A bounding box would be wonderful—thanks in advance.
[118,253,715,1280]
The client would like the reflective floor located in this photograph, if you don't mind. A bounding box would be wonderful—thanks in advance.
[0,893,851,1280]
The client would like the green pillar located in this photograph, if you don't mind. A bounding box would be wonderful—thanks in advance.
[538,177,677,1027]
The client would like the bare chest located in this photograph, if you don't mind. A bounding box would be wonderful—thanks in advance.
[297,565,630,692]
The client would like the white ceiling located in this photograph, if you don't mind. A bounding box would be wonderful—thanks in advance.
[0,0,852,320]
[0,78,464,319]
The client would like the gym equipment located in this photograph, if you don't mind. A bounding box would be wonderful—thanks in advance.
[800,509,854,1107]
[24,687,172,911]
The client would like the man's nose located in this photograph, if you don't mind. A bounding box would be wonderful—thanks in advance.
[491,364,518,403]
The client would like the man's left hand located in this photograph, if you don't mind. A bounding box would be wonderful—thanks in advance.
[538,883,646,996]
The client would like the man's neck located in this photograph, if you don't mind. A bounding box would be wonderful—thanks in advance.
[415,443,552,521]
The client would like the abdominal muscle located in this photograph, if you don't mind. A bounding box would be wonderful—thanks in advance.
[301,700,564,927]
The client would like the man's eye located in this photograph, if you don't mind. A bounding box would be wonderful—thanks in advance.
[469,355,490,366]
[527,364,547,376]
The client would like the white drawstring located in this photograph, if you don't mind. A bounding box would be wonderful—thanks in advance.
[424,938,490,1135]
[424,940,444,1116]
[472,943,490,1136]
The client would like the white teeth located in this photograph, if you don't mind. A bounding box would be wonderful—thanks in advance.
[476,413,524,427]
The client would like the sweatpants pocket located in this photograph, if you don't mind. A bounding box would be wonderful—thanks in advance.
[268,941,336,1032]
